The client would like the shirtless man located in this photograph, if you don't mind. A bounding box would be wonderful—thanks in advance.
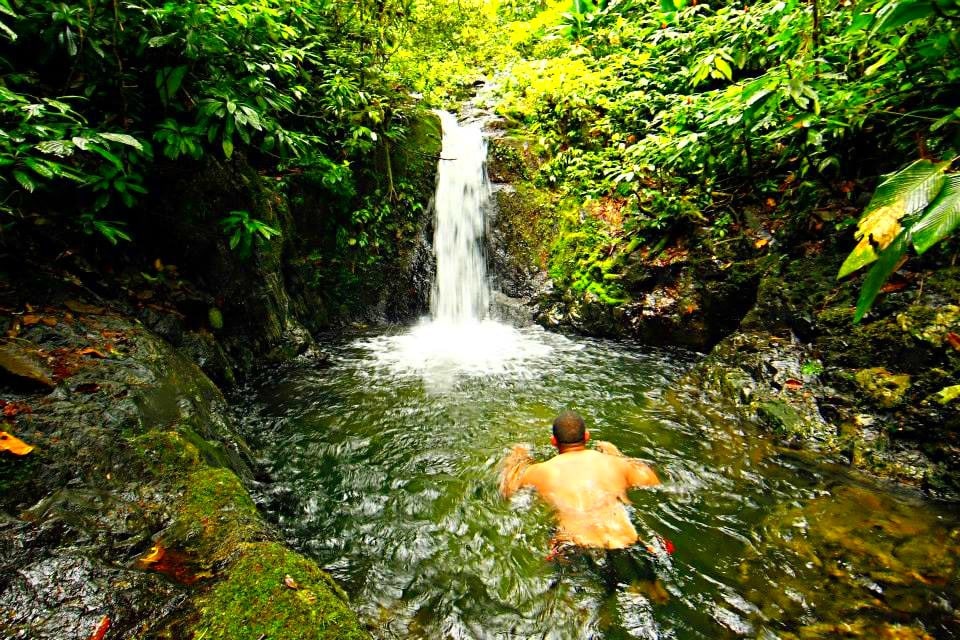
[499,410,660,549]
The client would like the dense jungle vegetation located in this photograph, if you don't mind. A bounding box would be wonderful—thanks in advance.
[2,0,958,324]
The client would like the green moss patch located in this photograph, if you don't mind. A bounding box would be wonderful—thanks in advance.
[165,467,268,568]
[855,367,911,409]
[192,541,368,640]
[132,430,203,474]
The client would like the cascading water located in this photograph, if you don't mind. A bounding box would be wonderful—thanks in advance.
[357,112,565,384]
[431,111,491,324]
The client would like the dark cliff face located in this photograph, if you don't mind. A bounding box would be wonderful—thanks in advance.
[11,112,444,386]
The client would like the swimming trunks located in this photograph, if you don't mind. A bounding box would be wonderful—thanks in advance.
[548,541,657,590]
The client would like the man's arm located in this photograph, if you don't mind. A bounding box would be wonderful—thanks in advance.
[499,444,535,498]
[595,440,660,488]
[625,459,660,487]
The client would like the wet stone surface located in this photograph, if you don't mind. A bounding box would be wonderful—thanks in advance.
[0,270,365,639]
[741,483,960,638]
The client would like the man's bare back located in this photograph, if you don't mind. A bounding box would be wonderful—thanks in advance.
[500,435,659,549]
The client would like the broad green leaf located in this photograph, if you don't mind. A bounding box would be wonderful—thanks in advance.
[838,159,948,278]
[88,144,123,169]
[838,237,879,278]
[99,132,144,151]
[0,18,16,41]
[864,49,899,76]
[854,230,909,323]
[911,175,960,254]
[61,26,77,56]
[36,140,75,157]
[156,65,187,103]
[23,157,53,178]
[715,57,733,81]
[13,170,35,192]
[872,0,936,33]
[222,137,234,158]
[931,107,960,132]
[147,33,178,48]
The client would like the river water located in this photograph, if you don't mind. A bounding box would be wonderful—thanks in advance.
[234,115,959,639]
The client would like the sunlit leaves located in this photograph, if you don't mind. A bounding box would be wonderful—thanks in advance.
[839,161,960,323]
[838,160,949,278]
[911,175,960,255]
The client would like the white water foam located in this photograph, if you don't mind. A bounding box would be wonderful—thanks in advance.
[355,112,564,384]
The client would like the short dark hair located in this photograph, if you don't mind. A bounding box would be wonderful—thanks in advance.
[553,410,586,444]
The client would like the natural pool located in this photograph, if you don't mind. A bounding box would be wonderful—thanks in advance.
[236,324,960,639]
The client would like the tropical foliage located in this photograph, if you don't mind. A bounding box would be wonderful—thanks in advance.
[0,0,421,255]
[839,160,960,322]
[469,0,960,309]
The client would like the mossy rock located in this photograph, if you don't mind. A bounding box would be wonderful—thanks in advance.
[855,367,911,409]
[165,467,268,568]
[131,430,203,474]
[757,399,807,437]
[191,541,368,640]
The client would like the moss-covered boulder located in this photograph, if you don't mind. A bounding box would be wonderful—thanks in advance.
[192,541,366,640]
[0,274,365,639]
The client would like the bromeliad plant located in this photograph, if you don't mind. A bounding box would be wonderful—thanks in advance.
[838,159,960,322]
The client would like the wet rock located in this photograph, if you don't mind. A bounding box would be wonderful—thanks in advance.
[855,367,911,408]
[0,298,365,639]
[680,330,835,447]
[743,484,959,637]
[1,553,184,639]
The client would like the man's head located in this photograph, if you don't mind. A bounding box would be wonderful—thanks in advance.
[552,410,589,448]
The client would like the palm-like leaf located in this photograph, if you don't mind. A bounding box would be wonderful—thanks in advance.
[838,159,949,278]
[854,230,909,323]
[911,175,960,255]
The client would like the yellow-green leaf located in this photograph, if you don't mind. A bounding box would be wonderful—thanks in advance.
[839,159,948,279]
[838,236,879,279]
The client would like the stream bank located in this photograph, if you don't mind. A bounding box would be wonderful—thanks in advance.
[0,267,366,638]
[486,132,960,501]
[0,114,442,639]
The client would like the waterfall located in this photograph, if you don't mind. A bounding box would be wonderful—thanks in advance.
[356,111,558,385]
[431,111,491,324]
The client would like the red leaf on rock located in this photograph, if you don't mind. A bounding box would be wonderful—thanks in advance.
[947,333,960,352]
[88,615,110,640]
[879,281,907,293]
[2,400,32,417]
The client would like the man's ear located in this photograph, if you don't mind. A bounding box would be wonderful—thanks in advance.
[584,430,591,443]
[550,435,558,448]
